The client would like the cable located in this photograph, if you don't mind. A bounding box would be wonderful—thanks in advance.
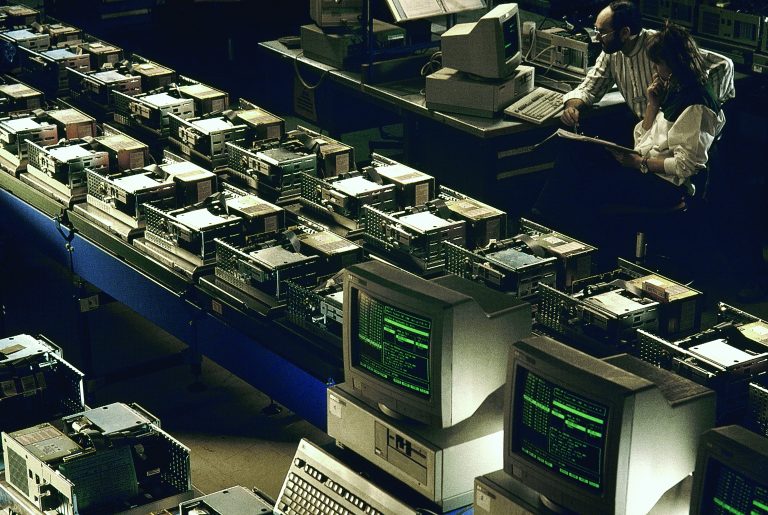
[293,51,330,91]
[420,50,442,77]
[523,24,537,61]
[530,44,556,63]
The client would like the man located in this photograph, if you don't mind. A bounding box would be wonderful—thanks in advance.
[560,0,734,128]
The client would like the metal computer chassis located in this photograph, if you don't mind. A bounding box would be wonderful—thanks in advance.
[536,282,659,356]
[285,277,345,350]
[444,239,557,300]
[299,172,396,232]
[635,318,768,424]
[518,217,596,289]
[1,402,192,515]
[362,203,466,275]
[226,138,316,203]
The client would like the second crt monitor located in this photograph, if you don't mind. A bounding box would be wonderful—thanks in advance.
[441,3,522,79]
[504,335,716,515]
[689,425,768,515]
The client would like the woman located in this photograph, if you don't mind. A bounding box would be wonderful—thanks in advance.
[531,21,725,261]
[607,20,725,202]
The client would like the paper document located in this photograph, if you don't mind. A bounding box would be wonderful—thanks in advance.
[556,128,640,155]
[390,0,443,19]
[440,0,486,12]
[385,0,484,21]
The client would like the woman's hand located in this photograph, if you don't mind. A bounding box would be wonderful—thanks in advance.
[607,149,642,169]
[647,73,668,107]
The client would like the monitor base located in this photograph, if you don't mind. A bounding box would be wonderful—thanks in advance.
[539,495,576,514]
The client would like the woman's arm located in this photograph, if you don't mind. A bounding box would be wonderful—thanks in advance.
[663,105,724,179]
[642,73,666,130]
[611,106,719,176]
[607,151,665,174]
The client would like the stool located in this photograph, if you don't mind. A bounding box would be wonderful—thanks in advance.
[630,199,690,265]
[600,196,691,276]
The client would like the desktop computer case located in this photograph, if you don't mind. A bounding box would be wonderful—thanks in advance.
[0,83,43,114]
[327,384,504,512]
[0,115,57,176]
[425,65,534,118]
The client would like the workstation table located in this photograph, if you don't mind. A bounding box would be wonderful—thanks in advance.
[258,39,627,218]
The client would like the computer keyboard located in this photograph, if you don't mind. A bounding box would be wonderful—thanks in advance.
[504,87,564,124]
[274,439,420,515]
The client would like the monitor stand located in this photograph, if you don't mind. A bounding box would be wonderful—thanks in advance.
[327,383,504,513]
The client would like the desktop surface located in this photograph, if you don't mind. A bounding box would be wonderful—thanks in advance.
[258,39,624,139]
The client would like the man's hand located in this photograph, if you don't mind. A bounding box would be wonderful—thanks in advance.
[560,99,584,127]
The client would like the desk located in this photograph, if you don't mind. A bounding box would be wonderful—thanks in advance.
[259,40,627,218]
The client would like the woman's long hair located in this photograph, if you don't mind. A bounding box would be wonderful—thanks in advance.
[646,21,708,87]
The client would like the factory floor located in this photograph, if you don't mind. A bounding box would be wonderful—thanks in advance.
[3,232,768,509]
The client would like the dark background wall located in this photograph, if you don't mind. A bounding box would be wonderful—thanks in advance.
[48,0,311,104]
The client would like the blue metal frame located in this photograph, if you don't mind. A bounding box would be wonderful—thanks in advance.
[197,312,329,429]
[0,188,71,266]
[0,187,330,430]
[69,232,199,344]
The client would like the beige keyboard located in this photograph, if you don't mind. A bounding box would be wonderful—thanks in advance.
[504,87,564,124]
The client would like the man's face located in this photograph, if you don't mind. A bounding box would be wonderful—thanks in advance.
[594,7,624,54]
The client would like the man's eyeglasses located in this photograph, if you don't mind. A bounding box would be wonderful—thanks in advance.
[590,27,615,43]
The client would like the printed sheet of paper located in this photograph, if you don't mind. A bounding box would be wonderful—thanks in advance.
[385,0,484,21]
[440,0,486,13]
[556,128,640,155]
[387,0,443,20]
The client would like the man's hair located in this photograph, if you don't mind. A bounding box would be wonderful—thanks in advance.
[646,21,708,86]
[609,1,642,35]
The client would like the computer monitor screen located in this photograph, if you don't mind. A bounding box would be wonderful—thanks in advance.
[502,13,521,61]
[353,291,432,397]
[514,366,609,493]
[343,260,531,428]
[689,425,768,515]
[441,3,522,79]
[504,335,715,515]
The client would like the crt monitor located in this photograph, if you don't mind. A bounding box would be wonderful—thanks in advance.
[343,260,531,429]
[689,425,768,515]
[440,3,522,79]
[504,335,716,515]
[310,0,362,28]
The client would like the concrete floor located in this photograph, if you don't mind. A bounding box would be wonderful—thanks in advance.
[84,303,333,500]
